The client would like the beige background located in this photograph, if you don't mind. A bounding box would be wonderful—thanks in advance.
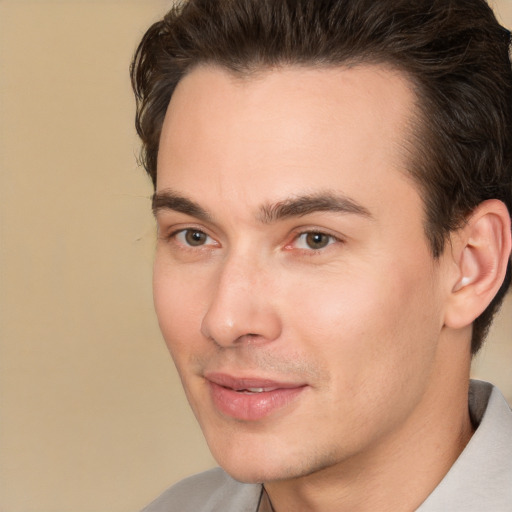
[0,1,510,511]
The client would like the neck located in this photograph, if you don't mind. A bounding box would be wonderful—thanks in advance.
[264,333,474,512]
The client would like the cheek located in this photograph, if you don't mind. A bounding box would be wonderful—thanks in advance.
[284,261,441,386]
[280,266,442,446]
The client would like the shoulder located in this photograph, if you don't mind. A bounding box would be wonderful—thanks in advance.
[141,467,263,512]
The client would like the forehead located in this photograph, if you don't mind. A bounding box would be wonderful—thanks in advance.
[157,64,420,221]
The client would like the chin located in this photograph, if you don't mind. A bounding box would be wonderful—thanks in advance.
[220,464,294,484]
[208,447,283,483]
[210,444,321,484]
[210,451,272,483]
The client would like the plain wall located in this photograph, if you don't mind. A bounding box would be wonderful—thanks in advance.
[0,1,510,511]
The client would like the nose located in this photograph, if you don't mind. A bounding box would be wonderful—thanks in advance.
[200,254,282,347]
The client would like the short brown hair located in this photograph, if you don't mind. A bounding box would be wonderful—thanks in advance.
[131,0,512,353]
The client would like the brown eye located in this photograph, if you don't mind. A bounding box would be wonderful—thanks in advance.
[295,231,334,250]
[184,230,208,246]
[305,232,330,249]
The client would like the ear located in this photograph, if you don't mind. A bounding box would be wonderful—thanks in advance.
[444,199,511,330]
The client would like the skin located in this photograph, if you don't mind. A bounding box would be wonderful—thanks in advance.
[153,65,477,511]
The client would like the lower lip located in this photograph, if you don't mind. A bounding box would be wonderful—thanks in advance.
[209,382,305,421]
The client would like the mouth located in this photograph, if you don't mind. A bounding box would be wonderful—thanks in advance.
[205,373,307,421]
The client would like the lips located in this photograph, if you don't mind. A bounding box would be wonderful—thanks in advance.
[205,373,306,421]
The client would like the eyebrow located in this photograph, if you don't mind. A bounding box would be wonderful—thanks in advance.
[259,192,372,223]
[152,189,372,223]
[152,190,211,222]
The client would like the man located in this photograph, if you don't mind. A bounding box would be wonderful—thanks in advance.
[132,0,512,510]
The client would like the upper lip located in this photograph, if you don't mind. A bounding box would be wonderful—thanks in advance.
[205,372,306,391]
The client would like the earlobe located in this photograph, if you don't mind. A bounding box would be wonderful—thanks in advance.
[444,199,511,330]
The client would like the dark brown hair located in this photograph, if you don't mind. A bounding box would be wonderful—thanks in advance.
[131,0,512,353]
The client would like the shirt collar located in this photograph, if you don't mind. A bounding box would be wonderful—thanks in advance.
[417,380,512,510]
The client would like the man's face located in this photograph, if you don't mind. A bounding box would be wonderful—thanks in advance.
[153,65,452,483]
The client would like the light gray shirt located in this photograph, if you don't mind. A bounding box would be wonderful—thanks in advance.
[142,380,512,512]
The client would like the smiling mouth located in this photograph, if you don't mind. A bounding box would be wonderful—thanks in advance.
[205,373,306,421]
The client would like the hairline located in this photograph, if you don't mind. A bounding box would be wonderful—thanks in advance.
[160,59,443,257]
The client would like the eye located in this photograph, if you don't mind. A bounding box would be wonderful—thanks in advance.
[295,231,336,250]
[174,229,213,247]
